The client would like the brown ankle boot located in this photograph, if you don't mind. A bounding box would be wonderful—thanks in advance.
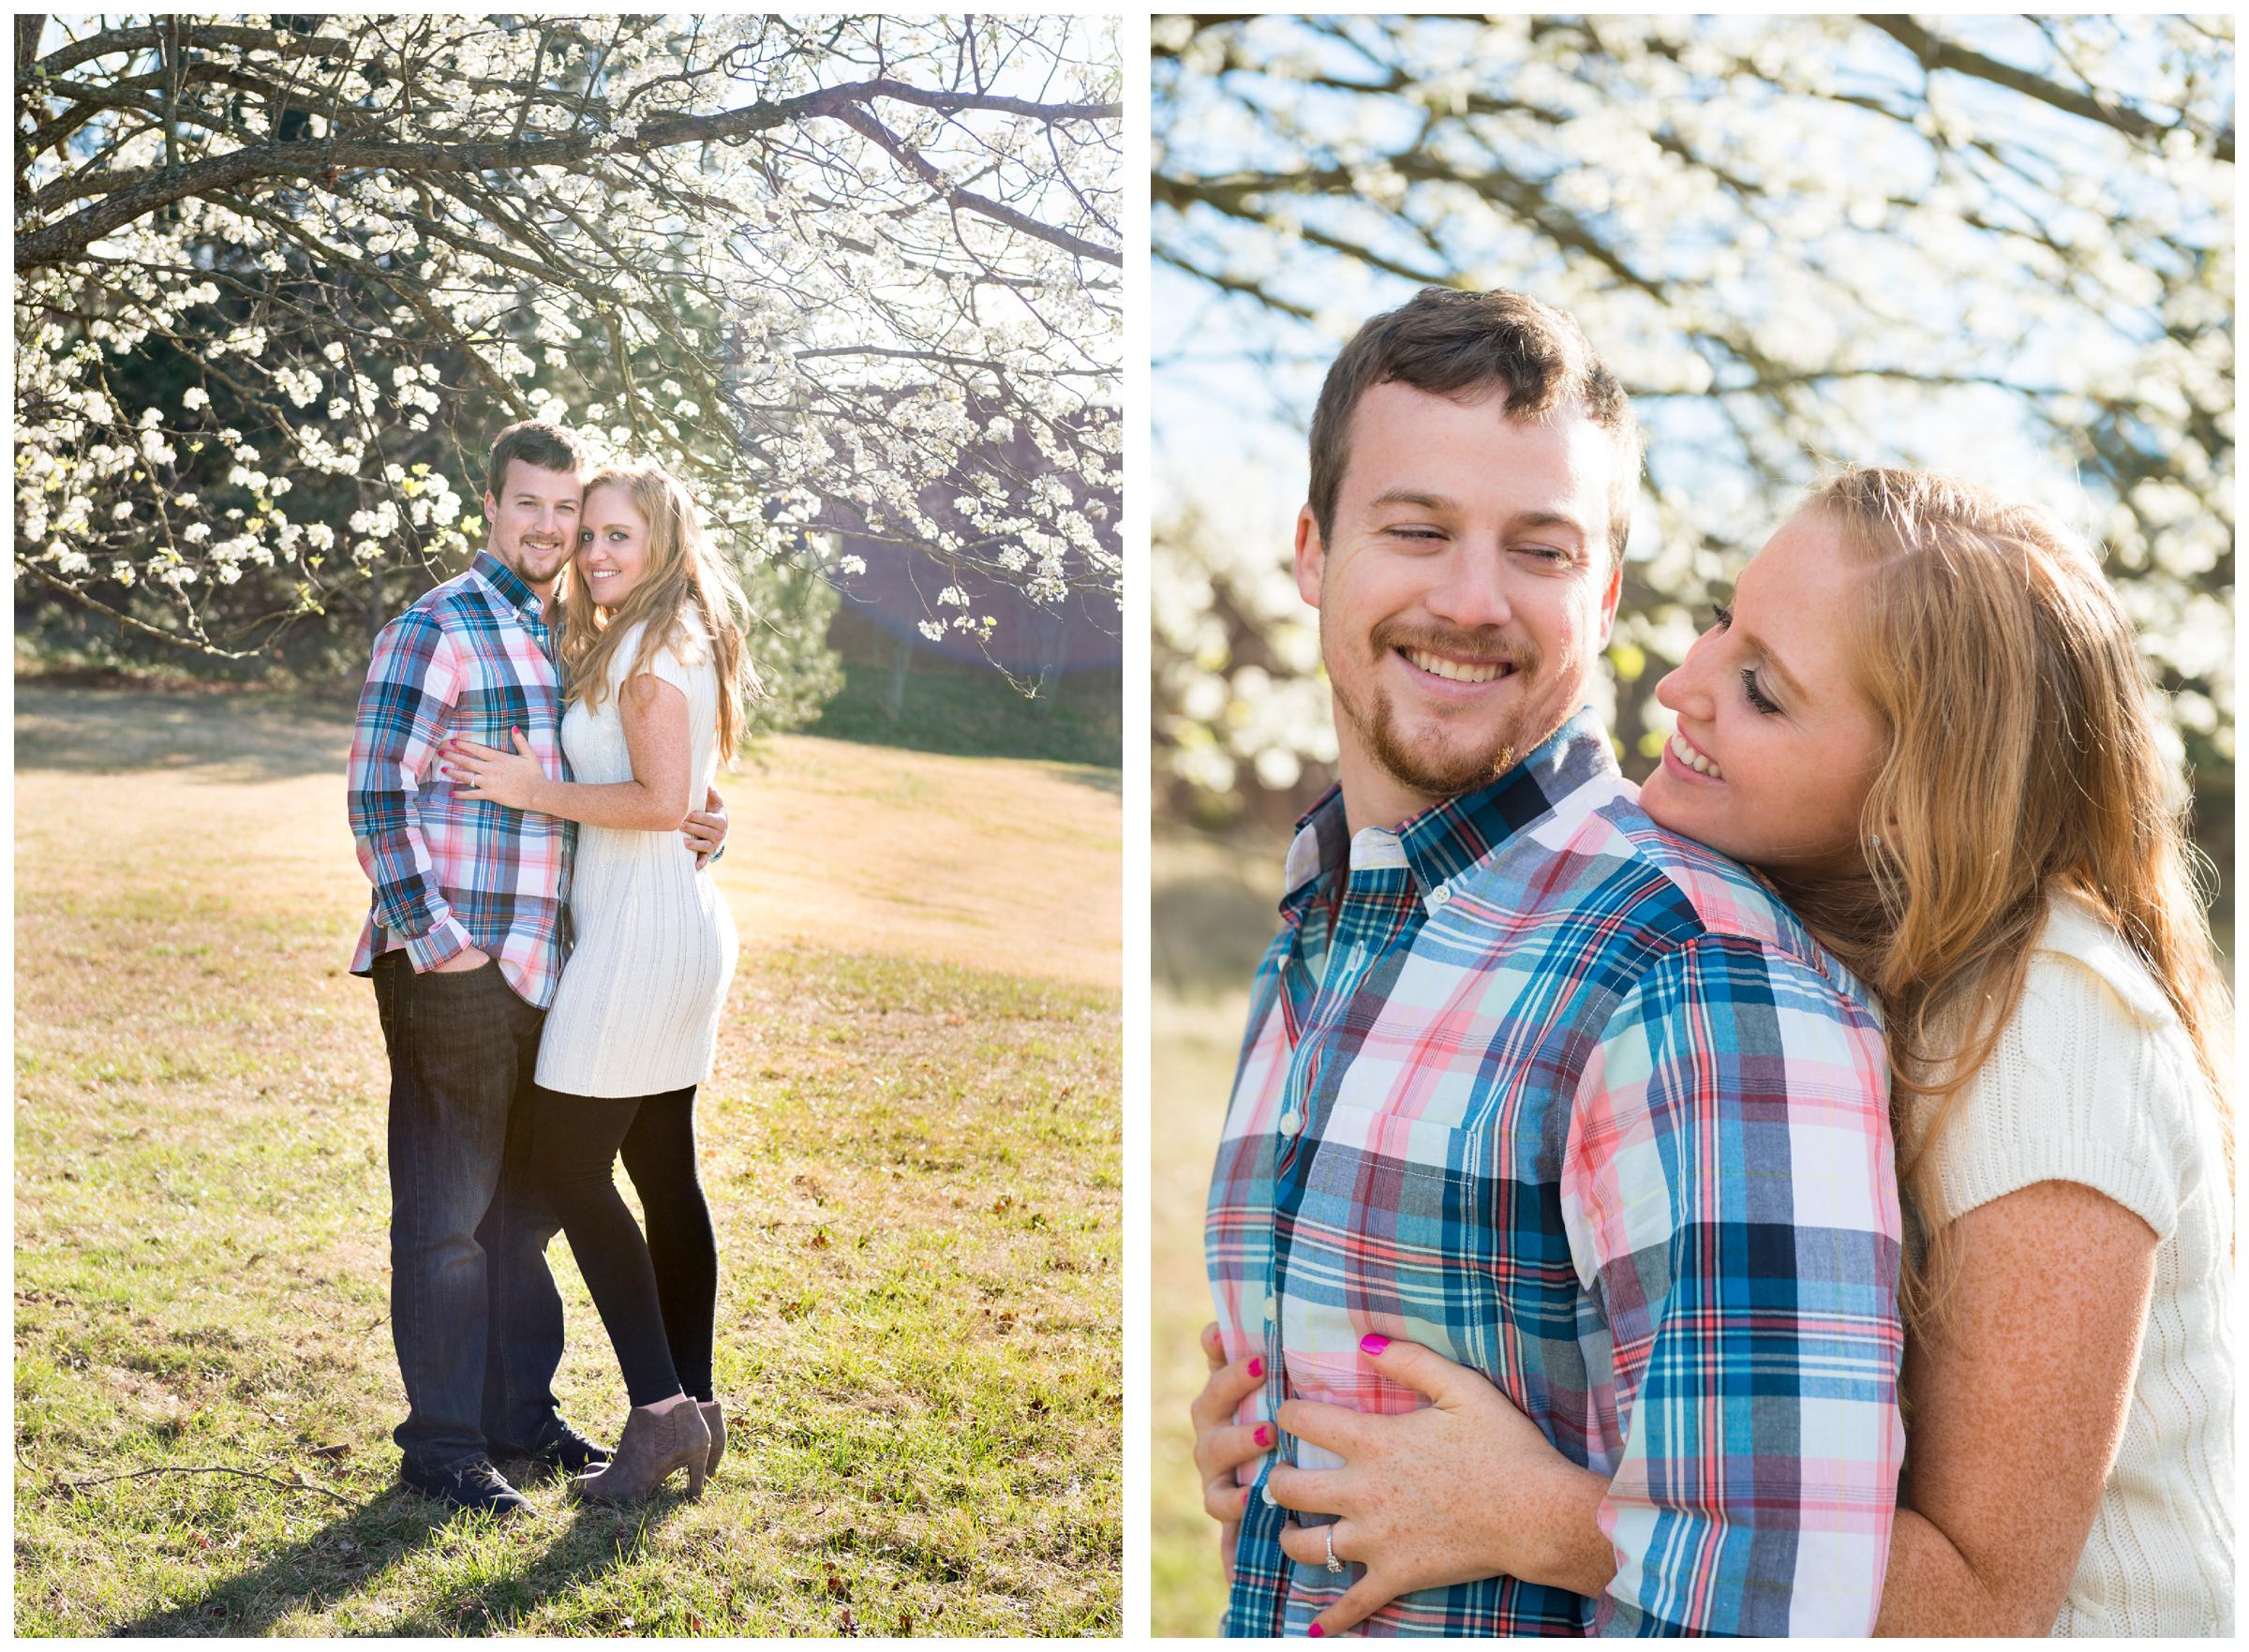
[569,1399,711,1503]
[699,1399,726,1479]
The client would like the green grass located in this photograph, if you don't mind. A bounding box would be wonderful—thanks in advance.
[15,686,1120,1637]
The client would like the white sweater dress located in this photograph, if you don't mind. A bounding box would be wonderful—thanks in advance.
[534,614,737,1098]
[1904,892,2234,1636]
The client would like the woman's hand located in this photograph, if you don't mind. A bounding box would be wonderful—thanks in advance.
[441,728,547,812]
[683,784,728,870]
[1268,1334,1614,1636]
[1190,1320,1273,1583]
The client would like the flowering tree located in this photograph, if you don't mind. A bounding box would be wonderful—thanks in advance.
[1153,13,2232,823]
[16,13,1120,714]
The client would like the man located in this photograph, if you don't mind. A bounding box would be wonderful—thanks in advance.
[348,420,731,1516]
[1199,290,1902,1633]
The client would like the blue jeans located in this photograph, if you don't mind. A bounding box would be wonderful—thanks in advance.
[371,953,567,1473]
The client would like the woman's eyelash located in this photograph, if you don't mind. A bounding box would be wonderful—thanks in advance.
[1710,603,1734,629]
[1740,668,1781,715]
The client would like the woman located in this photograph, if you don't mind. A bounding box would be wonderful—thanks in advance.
[1191,469,2233,1633]
[446,460,755,1503]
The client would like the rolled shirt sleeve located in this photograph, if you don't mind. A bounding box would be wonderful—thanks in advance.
[347,608,474,970]
[1563,934,1905,1635]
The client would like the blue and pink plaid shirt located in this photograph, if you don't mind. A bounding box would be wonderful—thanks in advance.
[1207,710,1904,1636]
[348,552,573,1007]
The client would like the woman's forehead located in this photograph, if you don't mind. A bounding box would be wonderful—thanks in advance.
[580,483,647,524]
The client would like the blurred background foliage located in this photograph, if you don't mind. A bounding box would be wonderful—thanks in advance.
[1153,12,2232,836]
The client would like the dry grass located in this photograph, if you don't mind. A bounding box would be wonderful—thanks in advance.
[14,685,1120,1637]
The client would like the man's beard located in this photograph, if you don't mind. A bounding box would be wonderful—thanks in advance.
[501,536,570,585]
[1333,618,1548,801]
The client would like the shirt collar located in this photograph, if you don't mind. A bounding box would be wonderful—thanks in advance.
[1279,707,1618,915]
[469,550,546,624]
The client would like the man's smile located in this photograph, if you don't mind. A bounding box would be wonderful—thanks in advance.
[1396,646,1516,688]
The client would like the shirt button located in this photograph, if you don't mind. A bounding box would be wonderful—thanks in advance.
[1426,886,1452,909]
[1261,1294,1277,1324]
[1277,1109,1302,1137]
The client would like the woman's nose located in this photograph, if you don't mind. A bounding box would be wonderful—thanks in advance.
[1654,636,1715,719]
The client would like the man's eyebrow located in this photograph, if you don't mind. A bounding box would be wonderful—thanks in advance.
[1507,510,1589,542]
[1365,487,1461,514]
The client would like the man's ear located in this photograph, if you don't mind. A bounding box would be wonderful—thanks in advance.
[1293,505,1325,609]
[1592,544,1624,647]
[484,491,500,528]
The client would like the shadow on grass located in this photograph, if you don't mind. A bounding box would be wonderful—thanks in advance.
[16,684,355,782]
[1153,869,1281,1000]
[108,1470,697,1637]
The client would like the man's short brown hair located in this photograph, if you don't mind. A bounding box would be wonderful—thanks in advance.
[484,419,588,501]
[1307,287,1643,565]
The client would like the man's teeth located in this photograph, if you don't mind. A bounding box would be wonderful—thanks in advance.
[1669,732,1724,779]
[1404,647,1510,684]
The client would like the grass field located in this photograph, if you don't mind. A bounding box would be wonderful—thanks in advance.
[1149,826,1287,1639]
[14,684,1121,1637]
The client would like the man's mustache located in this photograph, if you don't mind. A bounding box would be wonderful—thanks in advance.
[1370,619,1538,672]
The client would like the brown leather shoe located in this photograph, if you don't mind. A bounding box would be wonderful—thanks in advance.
[699,1399,725,1479]
[569,1398,711,1503]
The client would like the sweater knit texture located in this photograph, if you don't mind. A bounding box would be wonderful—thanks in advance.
[1905,892,2233,1636]
[534,613,737,1098]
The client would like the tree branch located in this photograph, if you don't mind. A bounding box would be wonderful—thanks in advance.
[18,78,1118,272]
[1862,14,2234,163]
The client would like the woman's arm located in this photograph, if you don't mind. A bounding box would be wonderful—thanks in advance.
[445,673,693,832]
[1872,1178,2155,1636]
[1456,1179,2154,1630]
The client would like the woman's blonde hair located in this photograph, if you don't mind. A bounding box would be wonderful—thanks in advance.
[556,461,762,760]
[1769,468,2231,1340]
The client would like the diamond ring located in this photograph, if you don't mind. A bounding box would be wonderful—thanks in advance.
[1324,1525,1345,1574]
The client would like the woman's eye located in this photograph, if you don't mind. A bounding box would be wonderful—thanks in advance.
[1740,667,1781,715]
[1709,603,1734,631]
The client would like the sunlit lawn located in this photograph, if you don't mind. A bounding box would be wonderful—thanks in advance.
[1150,826,1285,1638]
[14,685,1121,1637]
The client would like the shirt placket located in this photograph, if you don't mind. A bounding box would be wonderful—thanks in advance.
[1247,834,1425,1625]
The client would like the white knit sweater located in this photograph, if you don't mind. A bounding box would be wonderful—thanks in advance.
[1906,892,2234,1636]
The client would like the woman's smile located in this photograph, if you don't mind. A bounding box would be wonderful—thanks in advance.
[1661,725,1725,782]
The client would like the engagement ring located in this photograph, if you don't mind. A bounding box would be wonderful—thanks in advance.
[1324,1526,1345,1574]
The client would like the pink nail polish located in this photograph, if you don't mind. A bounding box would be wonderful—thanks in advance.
[1309,1625,1326,1638]
[1359,1332,1390,1356]
[1254,1424,1272,1447]
[1247,1357,1264,1378]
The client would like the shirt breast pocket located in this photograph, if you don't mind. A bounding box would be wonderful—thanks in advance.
[1291,1095,1581,1413]
[451,681,535,752]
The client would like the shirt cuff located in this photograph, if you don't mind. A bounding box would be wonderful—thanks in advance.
[405,916,476,972]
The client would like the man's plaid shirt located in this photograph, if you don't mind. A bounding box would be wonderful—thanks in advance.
[1207,711,1904,1636]
[348,552,573,1008]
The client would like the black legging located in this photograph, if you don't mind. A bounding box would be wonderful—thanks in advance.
[529,1083,717,1408]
